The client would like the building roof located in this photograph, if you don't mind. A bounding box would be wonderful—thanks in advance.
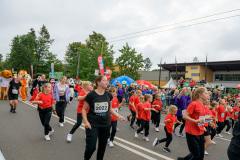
[158,60,240,72]
[138,71,169,81]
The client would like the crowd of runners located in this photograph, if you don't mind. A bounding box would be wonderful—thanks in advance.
[1,73,240,160]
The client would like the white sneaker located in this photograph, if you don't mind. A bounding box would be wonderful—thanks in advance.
[140,131,144,134]
[225,131,231,135]
[135,132,138,138]
[107,138,110,143]
[67,134,72,142]
[49,129,54,136]
[211,140,216,145]
[155,128,159,132]
[109,141,114,148]
[60,123,64,127]
[45,135,50,141]
[204,150,208,155]
[143,136,149,142]
[218,134,223,137]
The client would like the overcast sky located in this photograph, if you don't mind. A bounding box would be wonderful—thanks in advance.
[0,0,240,70]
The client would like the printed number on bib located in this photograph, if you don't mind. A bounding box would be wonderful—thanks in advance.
[113,108,118,113]
[198,116,205,126]
[94,102,108,113]
[12,89,18,94]
[205,115,212,123]
[182,110,186,115]
[235,112,239,115]
[226,116,230,120]
[221,113,225,118]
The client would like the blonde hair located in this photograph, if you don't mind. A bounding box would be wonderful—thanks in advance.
[237,97,240,101]
[139,96,144,100]
[40,83,51,93]
[210,101,218,110]
[219,99,225,104]
[136,90,142,94]
[235,102,239,107]
[191,87,206,101]
[226,105,232,111]
[82,81,91,89]
[61,76,67,80]
[131,90,136,95]
[155,93,161,100]
[108,87,117,93]
[144,94,152,101]
[174,90,179,95]
[169,105,177,112]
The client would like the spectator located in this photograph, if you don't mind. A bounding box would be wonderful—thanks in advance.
[179,77,186,88]
[211,89,218,102]
[200,77,206,85]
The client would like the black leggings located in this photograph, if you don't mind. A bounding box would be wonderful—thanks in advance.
[174,116,186,133]
[232,119,235,129]
[130,111,136,126]
[136,119,141,127]
[137,119,149,137]
[228,147,240,160]
[117,96,122,104]
[158,127,173,147]
[70,113,83,134]
[38,107,52,135]
[210,127,216,140]
[216,122,224,134]
[224,120,231,132]
[109,121,117,141]
[153,111,161,128]
[56,96,67,123]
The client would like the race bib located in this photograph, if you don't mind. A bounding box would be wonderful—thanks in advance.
[235,112,239,115]
[182,110,186,115]
[113,108,118,113]
[226,116,230,120]
[94,102,108,113]
[198,116,205,126]
[205,115,212,123]
[221,113,225,118]
[12,89,18,94]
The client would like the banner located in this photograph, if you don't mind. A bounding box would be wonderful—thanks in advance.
[97,56,104,75]
[31,65,33,79]
[51,63,54,78]
[12,68,14,74]
[49,72,63,80]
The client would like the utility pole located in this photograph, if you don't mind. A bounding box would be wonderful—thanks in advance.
[175,56,178,83]
[76,54,80,78]
[158,58,162,88]
[205,54,208,82]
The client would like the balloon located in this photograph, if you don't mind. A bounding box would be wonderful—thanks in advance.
[238,84,240,89]
[110,76,139,87]
[136,80,154,90]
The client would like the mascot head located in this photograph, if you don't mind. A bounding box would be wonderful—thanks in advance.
[76,78,81,85]
[18,70,27,80]
[67,77,75,86]
[105,66,112,81]
[0,70,12,78]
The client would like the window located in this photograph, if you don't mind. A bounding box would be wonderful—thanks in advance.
[191,73,200,76]
[215,74,240,81]
[185,71,188,73]
[191,67,198,70]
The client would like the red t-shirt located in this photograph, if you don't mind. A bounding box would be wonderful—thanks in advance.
[132,96,140,111]
[224,111,231,121]
[135,103,144,120]
[111,97,119,122]
[141,102,151,121]
[34,93,54,109]
[152,100,162,111]
[210,109,217,126]
[185,101,205,136]
[216,105,225,122]
[74,84,82,93]
[232,107,239,120]
[128,96,135,110]
[77,90,90,113]
[165,113,177,134]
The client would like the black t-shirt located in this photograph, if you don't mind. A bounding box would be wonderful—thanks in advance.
[38,80,48,91]
[229,114,240,155]
[84,90,113,128]
[8,80,22,95]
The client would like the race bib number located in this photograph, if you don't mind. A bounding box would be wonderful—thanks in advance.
[221,113,225,118]
[94,102,108,113]
[12,89,18,94]
[226,116,230,120]
[113,108,118,113]
[235,112,239,115]
[205,115,212,123]
[198,116,205,126]
[182,110,186,115]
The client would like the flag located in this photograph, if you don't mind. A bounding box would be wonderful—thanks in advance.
[51,63,54,78]
[97,56,104,75]
[31,65,33,79]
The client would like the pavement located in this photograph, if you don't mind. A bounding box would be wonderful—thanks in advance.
[0,95,232,160]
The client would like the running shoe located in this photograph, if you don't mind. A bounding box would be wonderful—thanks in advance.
[204,150,208,155]
[217,134,223,137]
[127,116,130,121]
[163,147,171,153]
[143,136,149,142]
[140,131,144,134]
[155,128,159,132]
[153,138,159,147]
[12,110,16,113]
[108,138,110,143]
[173,130,176,135]
[135,132,138,138]
[45,135,50,141]
[10,107,13,112]
[67,134,72,142]
[60,123,64,127]
[130,125,134,129]
[225,131,231,135]
[109,141,114,148]
[211,140,216,145]
[178,133,186,138]
[49,129,54,136]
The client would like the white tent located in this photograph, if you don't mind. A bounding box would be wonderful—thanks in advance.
[161,78,177,88]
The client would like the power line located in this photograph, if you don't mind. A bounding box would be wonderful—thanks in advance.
[108,14,240,43]
[107,9,240,40]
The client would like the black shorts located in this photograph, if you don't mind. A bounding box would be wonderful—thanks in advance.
[204,126,211,136]
[9,94,18,100]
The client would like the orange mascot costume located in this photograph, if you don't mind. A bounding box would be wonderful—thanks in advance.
[0,70,12,100]
[18,70,27,101]
[105,66,112,82]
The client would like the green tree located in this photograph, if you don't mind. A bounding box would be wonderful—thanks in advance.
[144,57,152,71]
[115,43,144,80]
[0,53,3,62]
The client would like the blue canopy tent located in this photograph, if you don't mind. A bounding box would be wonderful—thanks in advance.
[109,76,139,87]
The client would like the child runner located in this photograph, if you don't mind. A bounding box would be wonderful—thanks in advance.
[135,96,144,130]
[224,106,232,135]
[32,83,56,141]
[232,102,240,129]
[216,99,226,138]
[153,105,183,153]
[127,90,136,122]
[210,101,218,145]
[108,87,126,147]
[177,87,209,160]
[130,90,142,129]
[67,81,92,142]
[6,75,22,113]
[228,99,235,108]
[152,93,167,132]
[135,94,158,142]
[29,74,42,102]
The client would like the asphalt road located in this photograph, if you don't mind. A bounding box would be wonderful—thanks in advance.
[0,95,232,160]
